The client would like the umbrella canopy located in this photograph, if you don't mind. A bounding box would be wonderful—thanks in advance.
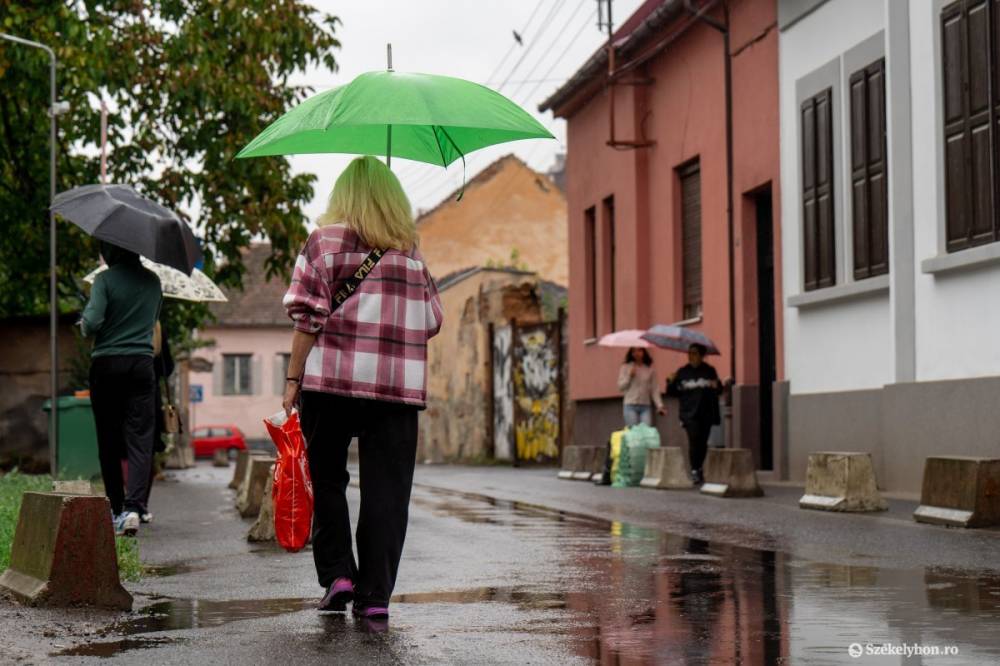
[597,329,653,349]
[84,258,226,303]
[52,184,202,275]
[236,70,553,166]
[641,325,720,355]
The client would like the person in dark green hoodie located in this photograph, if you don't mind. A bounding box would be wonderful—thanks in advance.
[82,242,162,536]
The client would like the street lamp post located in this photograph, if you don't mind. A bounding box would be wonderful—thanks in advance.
[1,32,63,474]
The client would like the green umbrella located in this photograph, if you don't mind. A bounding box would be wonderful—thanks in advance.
[236,70,553,168]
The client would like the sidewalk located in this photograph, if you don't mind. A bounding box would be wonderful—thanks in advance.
[410,464,1000,574]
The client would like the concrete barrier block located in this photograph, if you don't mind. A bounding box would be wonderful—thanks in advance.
[212,448,230,468]
[571,447,601,480]
[558,446,581,480]
[163,436,186,470]
[236,457,275,518]
[51,480,98,495]
[588,444,608,481]
[799,452,887,512]
[913,457,1000,528]
[700,448,763,498]
[0,493,132,610]
[247,466,276,542]
[230,450,251,490]
[640,447,693,489]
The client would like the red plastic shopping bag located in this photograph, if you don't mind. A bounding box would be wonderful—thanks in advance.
[264,410,314,553]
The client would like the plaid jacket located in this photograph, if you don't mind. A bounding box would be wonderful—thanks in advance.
[283,224,443,407]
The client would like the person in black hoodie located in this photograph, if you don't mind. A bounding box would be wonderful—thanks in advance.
[666,343,723,485]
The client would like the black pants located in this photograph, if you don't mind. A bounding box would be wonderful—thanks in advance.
[684,420,712,473]
[300,391,419,607]
[90,355,156,515]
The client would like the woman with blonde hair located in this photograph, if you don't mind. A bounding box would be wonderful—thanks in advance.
[282,155,443,621]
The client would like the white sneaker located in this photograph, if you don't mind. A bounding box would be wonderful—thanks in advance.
[140,512,153,524]
[114,511,140,537]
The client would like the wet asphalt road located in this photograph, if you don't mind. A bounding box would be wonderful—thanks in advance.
[39,464,1000,664]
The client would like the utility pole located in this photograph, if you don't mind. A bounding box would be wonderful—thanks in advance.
[1,32,68,473]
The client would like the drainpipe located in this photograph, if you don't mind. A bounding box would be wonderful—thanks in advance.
[683,0,737,441]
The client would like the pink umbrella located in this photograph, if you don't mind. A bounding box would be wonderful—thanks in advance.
[597,329,653,348]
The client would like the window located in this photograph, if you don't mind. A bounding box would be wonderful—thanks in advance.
[801,87,837,290]
[942,0,1000,252]
[602,196,617,332]
[193,428,209,438]
[273,353,292,395]
[679,161,703,319]
[222,354,252,395]
[850,58,889,279]
[584,206,597,339]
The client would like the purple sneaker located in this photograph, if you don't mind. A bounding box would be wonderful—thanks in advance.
[319,577,354,612]
[352,604,389,620]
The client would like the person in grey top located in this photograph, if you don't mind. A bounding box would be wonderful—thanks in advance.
[82,242,162,536]
[617,347,666,427]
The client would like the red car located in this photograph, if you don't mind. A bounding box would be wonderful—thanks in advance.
[191,424,247,459]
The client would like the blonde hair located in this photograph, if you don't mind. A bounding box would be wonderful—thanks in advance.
[317,155,416,251]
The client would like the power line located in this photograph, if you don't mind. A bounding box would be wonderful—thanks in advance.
[518,7,598,106]
[497,0,571,91]
[484,0,550,86]
[505,0,591,103]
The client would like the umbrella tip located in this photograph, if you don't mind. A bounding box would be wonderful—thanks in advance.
[387,43,393,71]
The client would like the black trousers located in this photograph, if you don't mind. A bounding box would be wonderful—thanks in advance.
[300,391,419,607]
[684,420,712,473]
[90,355,156,515]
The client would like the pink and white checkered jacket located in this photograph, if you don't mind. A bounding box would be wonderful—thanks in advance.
[283,224,443,407]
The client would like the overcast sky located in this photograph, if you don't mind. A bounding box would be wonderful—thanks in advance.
[287,0,646,220]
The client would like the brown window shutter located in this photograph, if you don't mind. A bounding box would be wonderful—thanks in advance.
[584,206,597,339]
[679,161,702,319]
[802,88,835,291]
[942,0,1000,251]
[850,59,889,279]
[603,196,617,332]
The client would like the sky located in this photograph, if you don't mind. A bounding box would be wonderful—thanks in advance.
[287,0,647,220]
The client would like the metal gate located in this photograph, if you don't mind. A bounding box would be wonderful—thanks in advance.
[491,320,562,463]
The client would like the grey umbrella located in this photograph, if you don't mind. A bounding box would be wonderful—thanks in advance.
[52,184,202,275]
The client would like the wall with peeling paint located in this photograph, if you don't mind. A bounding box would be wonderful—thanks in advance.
[418,270,546,463]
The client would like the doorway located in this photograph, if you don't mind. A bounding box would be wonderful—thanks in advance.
[754,187,776,470]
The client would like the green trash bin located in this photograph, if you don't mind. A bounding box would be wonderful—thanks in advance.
[42,396,102,482]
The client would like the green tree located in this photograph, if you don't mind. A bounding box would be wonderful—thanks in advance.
[0,1,339,319]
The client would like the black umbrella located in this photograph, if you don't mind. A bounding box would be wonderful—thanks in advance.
[52,184,202,275]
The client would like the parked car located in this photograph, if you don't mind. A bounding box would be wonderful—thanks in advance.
[191,424,247,459]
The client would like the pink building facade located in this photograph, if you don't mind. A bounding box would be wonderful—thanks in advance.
[541,0,784,471]
[189,326,290,442]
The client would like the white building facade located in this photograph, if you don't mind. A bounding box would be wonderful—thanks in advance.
[779,0,1000,494]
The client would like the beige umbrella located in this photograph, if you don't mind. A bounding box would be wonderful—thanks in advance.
[84,257,227,303]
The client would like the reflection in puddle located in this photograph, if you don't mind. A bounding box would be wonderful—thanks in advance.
[415,485,1000,664]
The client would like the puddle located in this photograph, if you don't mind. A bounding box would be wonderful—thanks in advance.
[413,484,1000,664]
[54,637,179,658]
[109,597,314,635]
[73,483,1000,663]
[392,586,567,610]
[141,562,202,577]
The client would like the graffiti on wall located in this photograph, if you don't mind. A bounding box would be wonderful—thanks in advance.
[512,325,560,461]
[492,326,514,460]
